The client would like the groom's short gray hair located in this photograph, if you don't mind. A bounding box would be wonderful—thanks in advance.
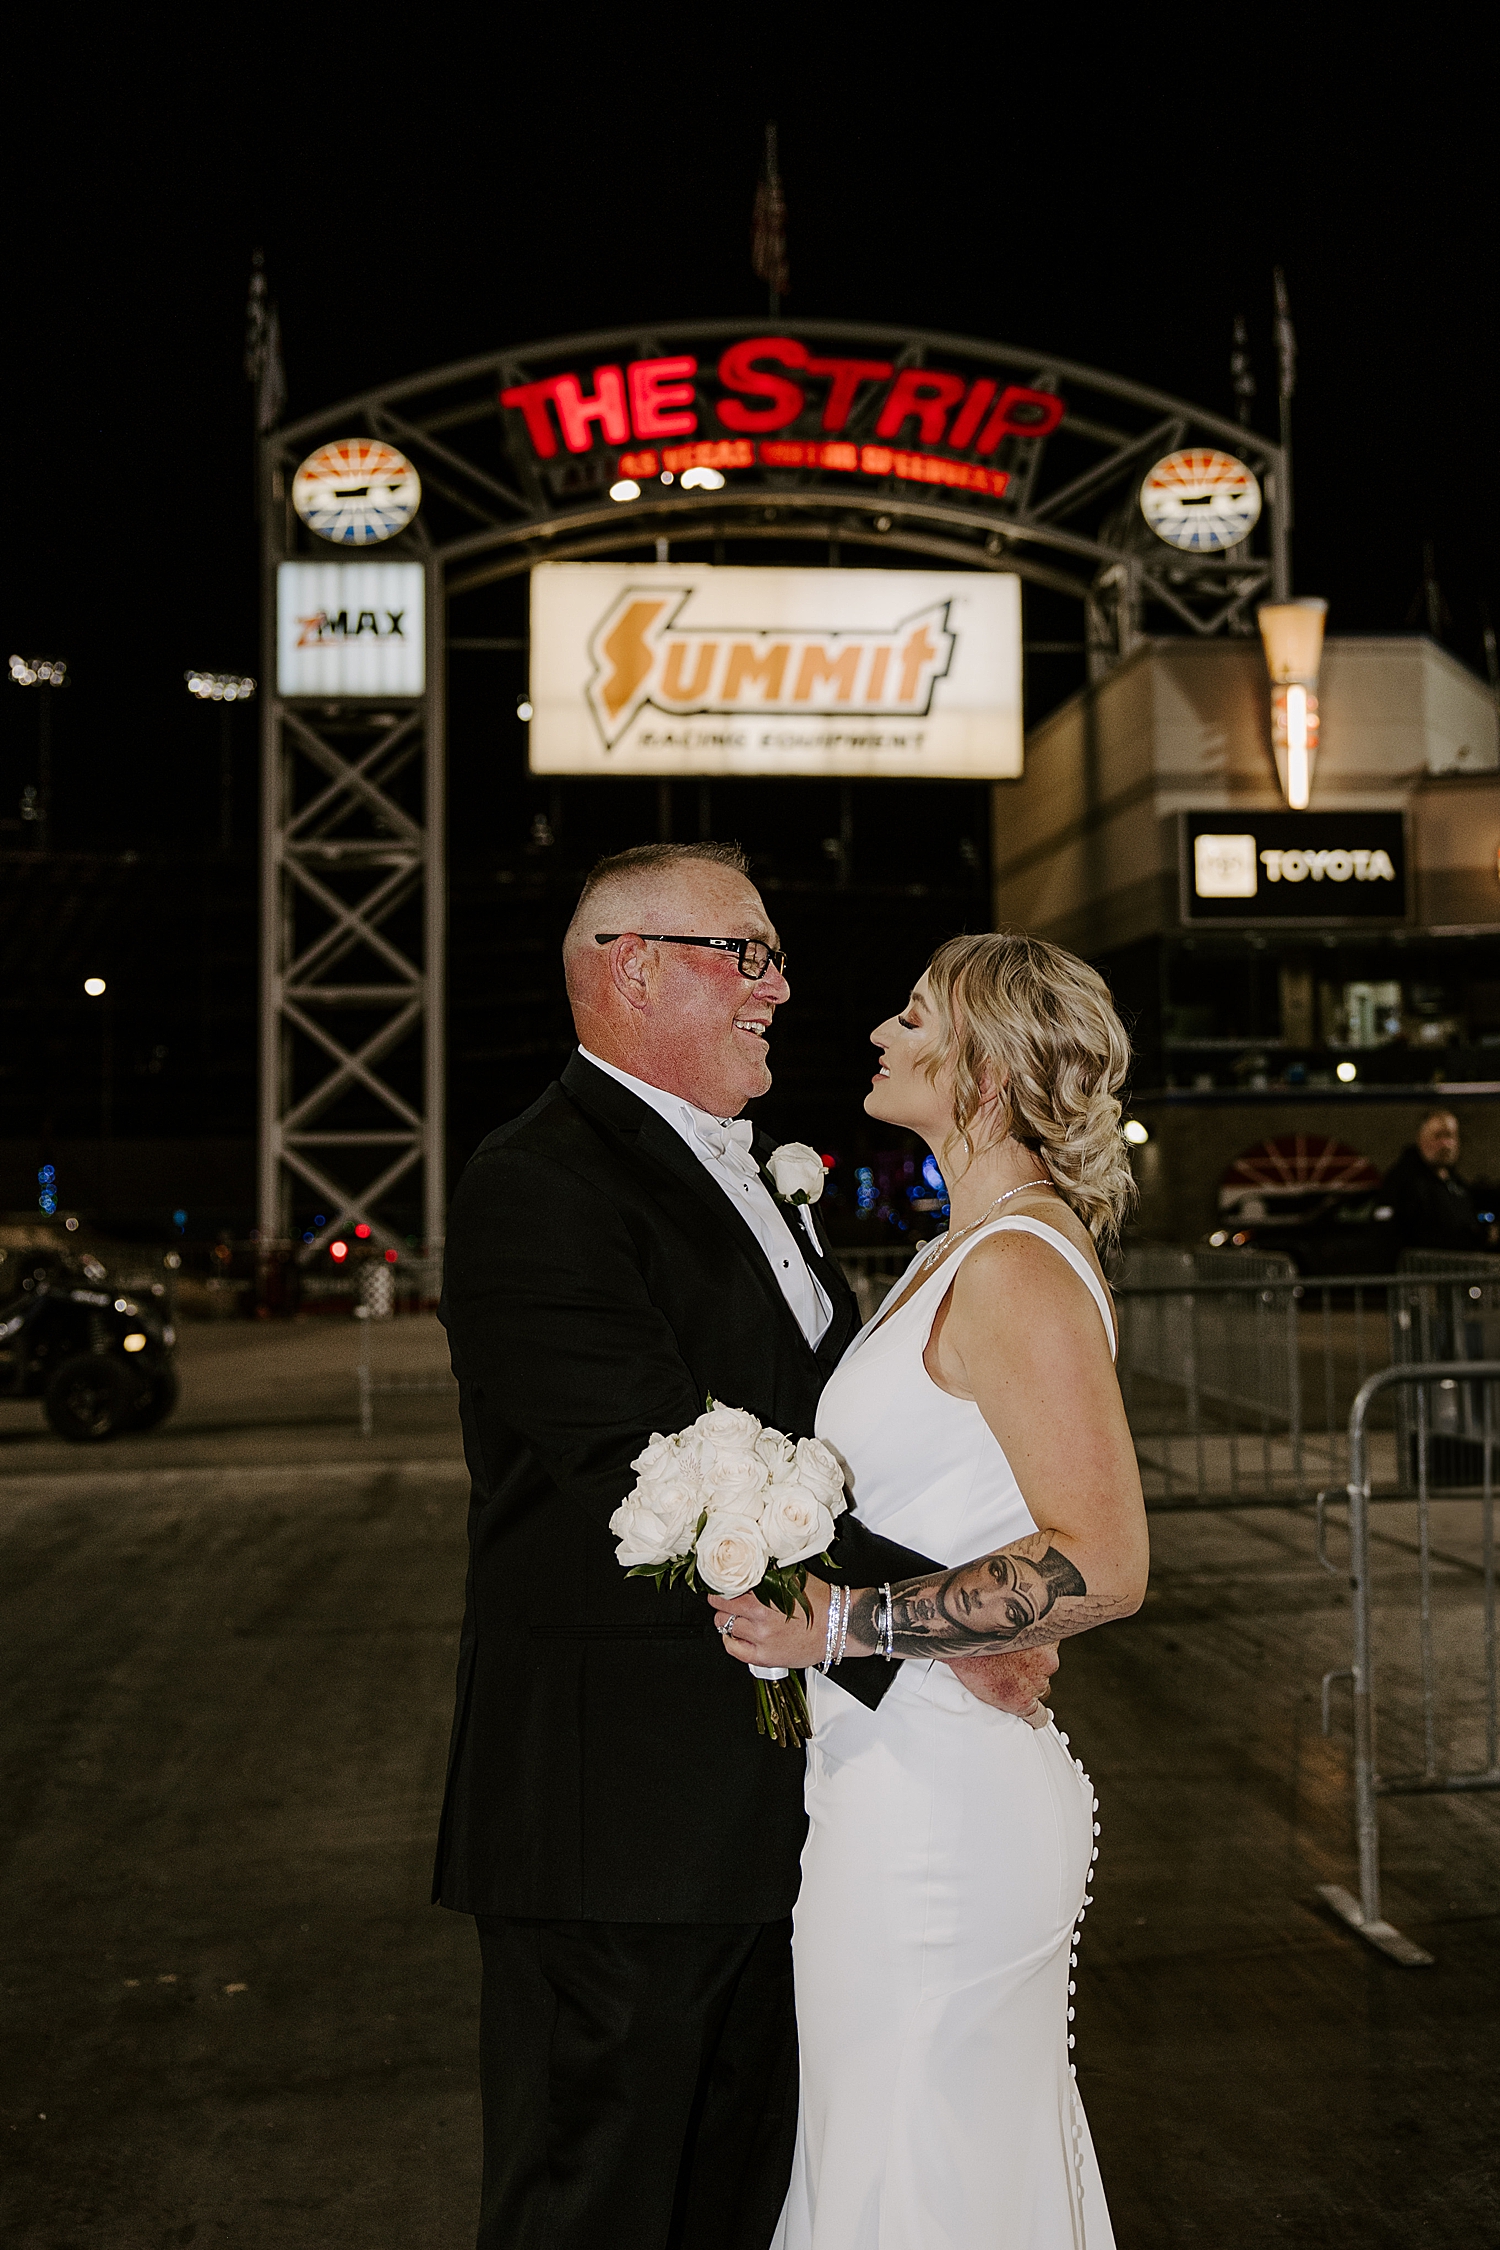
[572,841,749,919]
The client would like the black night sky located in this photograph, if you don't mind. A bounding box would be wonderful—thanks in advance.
[7,31,1495,841]
[3,29,1496,1216]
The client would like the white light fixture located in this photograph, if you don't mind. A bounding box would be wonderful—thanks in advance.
[609,479,641,503]
[1336,1060,1358,1083]
[1257,599,1327,809]
[83,976,107,997]
[186,670,256,703]
[516,698,534,722]
[122,1333,147,1352]
[680,465,726,491]
[1123,1119,1150,1146]
[9,653,67,687]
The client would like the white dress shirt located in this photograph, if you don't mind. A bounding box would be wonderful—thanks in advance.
[578,1046,832,1348]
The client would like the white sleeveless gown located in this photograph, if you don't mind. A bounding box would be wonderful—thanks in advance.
[774,1217,1117,2250]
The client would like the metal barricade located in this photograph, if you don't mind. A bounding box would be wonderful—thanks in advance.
[1316,1362,1500,1966]
[1111,1264,1496,1509]
[1390,1252,1500,1485]
[355,1304,457,1438]
[1117,1251,1305,1507]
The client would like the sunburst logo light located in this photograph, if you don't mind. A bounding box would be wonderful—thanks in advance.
[292,439,422,547]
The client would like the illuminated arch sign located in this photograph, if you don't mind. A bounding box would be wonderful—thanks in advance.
[499,336,1064,505]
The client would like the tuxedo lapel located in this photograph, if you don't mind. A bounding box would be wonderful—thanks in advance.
[561,1054,822,1361]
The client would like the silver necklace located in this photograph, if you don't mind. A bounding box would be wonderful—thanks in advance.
[906,1174,1055,1281]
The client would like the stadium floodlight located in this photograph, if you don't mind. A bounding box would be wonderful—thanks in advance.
[11,654,68,686]
[186,671,257,703]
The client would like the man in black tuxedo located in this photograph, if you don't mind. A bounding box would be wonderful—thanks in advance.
[436,842,1053,2250]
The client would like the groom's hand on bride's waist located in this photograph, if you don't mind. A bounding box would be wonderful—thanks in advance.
[946,1645,1059,1725]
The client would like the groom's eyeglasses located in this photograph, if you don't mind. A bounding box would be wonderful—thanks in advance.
[593,933,789,980]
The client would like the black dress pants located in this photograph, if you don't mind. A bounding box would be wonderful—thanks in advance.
[475,1914,798,2250]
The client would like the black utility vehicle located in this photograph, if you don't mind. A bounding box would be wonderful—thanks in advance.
[0,1253,179,1441]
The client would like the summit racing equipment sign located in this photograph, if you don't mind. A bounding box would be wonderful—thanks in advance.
[528,564,1021,778]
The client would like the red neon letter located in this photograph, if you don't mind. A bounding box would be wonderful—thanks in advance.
[716,337,808,432]
[804,356,893,432]
[628,356,698,439]
[873,369,967,446]
[946,379,996,451]
[552,366,630,452]
[977,385,1065,452]
[499,378,565,459]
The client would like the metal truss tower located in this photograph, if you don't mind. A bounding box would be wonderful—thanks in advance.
[257,509,444,1266]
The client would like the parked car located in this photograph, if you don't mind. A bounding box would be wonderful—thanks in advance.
[0,1253,179,1441]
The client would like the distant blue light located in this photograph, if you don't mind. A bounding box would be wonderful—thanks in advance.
[855,1165,876,1213]
[38,1189,57,1214]
[38,1164,56,1185]
[314,1213,327,1228]
[302,1229,315,1243]
[172,1209,187,1234]
[922,1155,945,1193]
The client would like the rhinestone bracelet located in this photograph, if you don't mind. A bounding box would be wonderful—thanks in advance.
[832,1584,851,1668]
[821,1584,842,1673]
[879,1582,896,1660]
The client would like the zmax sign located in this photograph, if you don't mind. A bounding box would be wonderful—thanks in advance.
[276,562,426,697]
[529,564,1022,778]
[1182,811,1408,923]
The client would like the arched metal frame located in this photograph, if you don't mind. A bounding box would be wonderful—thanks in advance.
[259,320,1287,1259]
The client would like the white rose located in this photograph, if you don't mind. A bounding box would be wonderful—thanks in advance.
[630,1431,690,1482]
[700,1445,769,1513]
[695,1510,771,1597]
[755,1427,797,1478]
[766,1142,827,1205]
[794,1437,847,1514]
[694,1404,763,1449]
[609,1493,682,1569]
[760,1483,838,1568]
[630,1475,702,1551]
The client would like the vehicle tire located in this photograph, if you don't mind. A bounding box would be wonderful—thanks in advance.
[128,1362,180,1432]
[43,1353,140,1443]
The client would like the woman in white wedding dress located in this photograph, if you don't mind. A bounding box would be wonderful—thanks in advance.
[711,932,1149,2250]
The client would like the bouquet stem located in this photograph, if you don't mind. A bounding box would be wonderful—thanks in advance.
[753,1670,812,1749]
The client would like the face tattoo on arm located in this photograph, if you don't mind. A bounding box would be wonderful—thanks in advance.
[848,1530,1092,1660]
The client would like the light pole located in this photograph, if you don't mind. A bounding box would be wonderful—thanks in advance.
[9,654,68,851]
[185,671,256,852]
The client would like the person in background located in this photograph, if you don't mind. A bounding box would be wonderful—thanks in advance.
[1382,1111,1497,1254]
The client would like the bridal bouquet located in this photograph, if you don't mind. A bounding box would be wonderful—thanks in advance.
[610,1404,847,1747]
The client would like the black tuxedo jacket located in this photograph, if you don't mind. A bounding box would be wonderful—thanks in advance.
[434,1052,935,1923]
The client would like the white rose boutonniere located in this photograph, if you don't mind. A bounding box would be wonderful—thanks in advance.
[766,1142,827,1207]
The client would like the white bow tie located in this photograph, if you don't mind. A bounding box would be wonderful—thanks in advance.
[692,1113,759,1177]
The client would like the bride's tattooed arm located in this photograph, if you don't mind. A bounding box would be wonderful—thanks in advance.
[846,1529,1117,1660]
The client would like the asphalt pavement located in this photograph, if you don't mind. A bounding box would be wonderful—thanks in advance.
[2,1317,1496,2247]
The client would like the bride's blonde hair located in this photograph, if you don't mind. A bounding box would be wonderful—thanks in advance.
[921,931,1137,1250]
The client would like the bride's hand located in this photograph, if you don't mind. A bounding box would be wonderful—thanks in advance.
[947,1644,1059,1726]
[708,1577,832,1668]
